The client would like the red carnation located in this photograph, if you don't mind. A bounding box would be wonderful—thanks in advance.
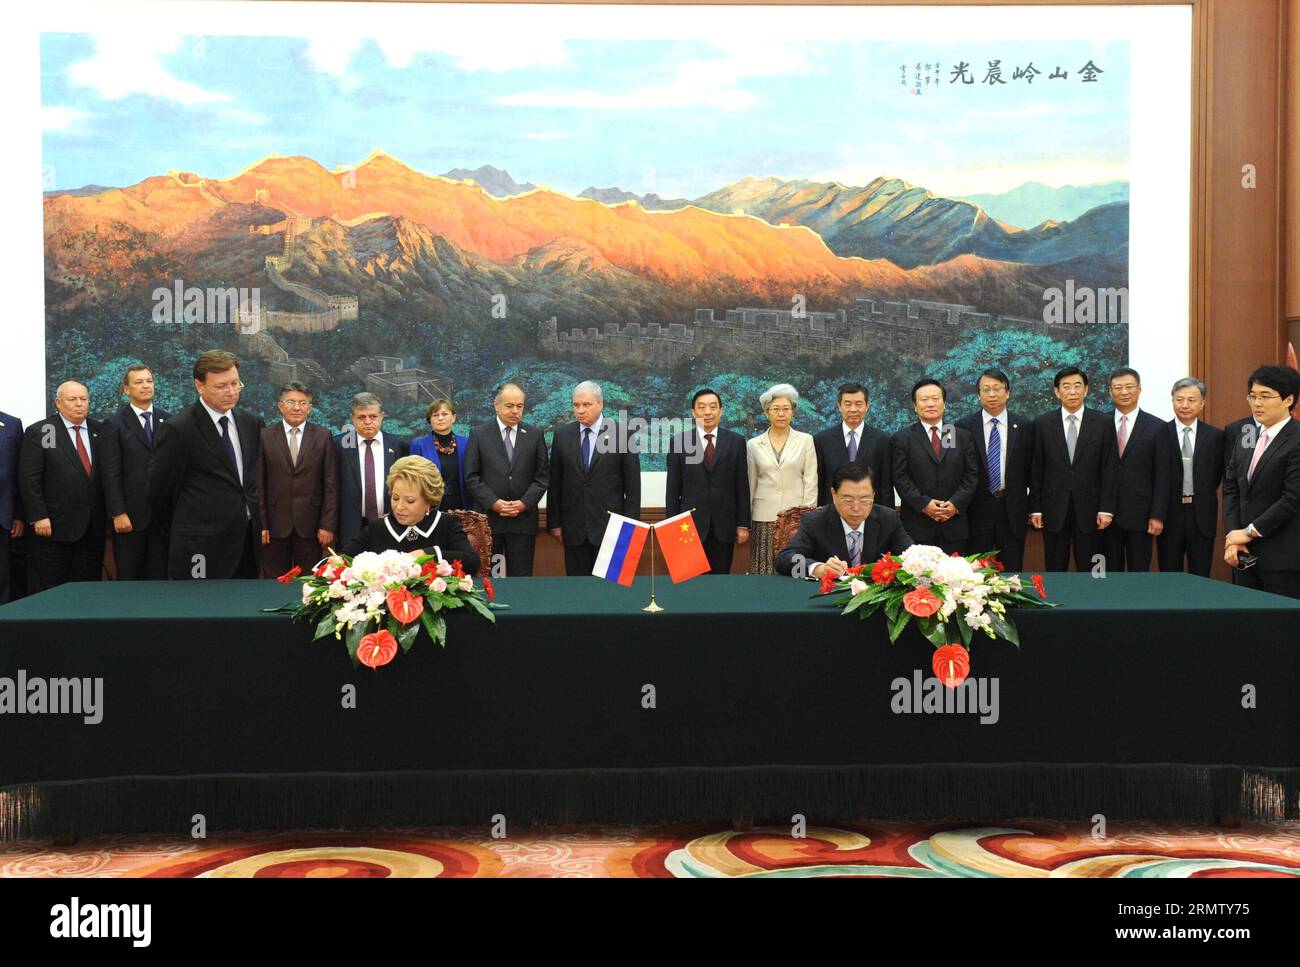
[357,629,398,669]
[818,568,839,595]
[1031,574,1047,600]
[276,566,302,584]
[871,555,901,586]
[483,577,495,601]
[932,643,971,688]
[902,586,942,618]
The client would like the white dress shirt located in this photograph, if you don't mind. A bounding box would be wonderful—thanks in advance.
[129,403,155,436]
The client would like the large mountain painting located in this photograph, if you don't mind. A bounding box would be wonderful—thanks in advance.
[41,29,1130,462]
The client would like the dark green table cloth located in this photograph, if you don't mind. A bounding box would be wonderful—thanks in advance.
[1,573,1297,837]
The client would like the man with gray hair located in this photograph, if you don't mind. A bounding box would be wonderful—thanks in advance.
[465,382,549,575]
[19,381,107,589]
[548,380,641,576]
[335,391,408,549]
[1157,377,1224,576]
[259,382,338,575]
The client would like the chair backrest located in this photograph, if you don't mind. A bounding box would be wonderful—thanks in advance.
[772,505,816,560]
[447,509,493,578]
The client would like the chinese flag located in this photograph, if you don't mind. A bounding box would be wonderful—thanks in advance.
[653,511,711,583]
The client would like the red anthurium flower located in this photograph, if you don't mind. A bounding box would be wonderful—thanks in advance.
[386,586,424,625]
[932,643,971,688]
[276,566,302,584]
[483,577,495,602]
[357,629,398,668]
[1031,574,1047,600]
[902,586,942,618]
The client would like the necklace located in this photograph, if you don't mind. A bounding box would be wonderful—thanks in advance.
[434,433,456,456]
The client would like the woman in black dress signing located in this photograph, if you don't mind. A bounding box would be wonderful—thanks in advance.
[342,455,481,573]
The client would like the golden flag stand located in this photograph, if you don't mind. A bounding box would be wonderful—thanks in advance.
[642,529,664,613]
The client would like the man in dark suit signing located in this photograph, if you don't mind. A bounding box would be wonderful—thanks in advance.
[1103,367,1170,572]
[956,369,1033,571]
[0,407,23,602]
[548,380,641,576]
[19,381,107,590]
[258,381,338,576]
[891,376,978,555]
[335,392,408,550]
[464,382,549,576]
[1223,365,1300,598]
[665,387,749,574]
[99,363,171,580]
[776,464,913,579]
[149,351,261,580]
[813,382,892,508]
[1157,377,1224,577]
[1029,366,1118,571]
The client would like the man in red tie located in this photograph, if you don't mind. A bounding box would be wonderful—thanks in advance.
[890,377,978,555]
[18,381,107,590]
[1103,367,1170,572]
[1223,365,1300,598]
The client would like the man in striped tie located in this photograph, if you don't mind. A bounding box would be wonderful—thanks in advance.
[957,369,1034,572]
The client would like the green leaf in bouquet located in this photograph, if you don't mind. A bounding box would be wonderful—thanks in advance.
[462,592,497,623]
[957,615,973,646]
[312,610,338,641]
[887,606,910,642]
[420,609,448,648]
[988,609,1021,647]
[395,619,421,652]
[917,616,951,648]
[884,596,902,623]
[344,619,370,664]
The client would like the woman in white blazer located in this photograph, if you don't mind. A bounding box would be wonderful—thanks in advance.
[746,383,818,574]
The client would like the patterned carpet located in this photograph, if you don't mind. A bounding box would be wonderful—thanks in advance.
[4,819,1300,877]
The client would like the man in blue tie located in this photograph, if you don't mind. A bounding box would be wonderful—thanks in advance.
[956,369,1034,571]
[99,364,171,579]
[149,351,262,579]
[547,381,641,576]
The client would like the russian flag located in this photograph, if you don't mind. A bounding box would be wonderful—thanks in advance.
[593,514,650,586]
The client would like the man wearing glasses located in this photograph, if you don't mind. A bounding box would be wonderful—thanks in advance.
[257,382,338,576]
[775,464,913,580]
[1223,365,1300,598]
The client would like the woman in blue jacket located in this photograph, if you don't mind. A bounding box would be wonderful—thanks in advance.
[409,398,472,511]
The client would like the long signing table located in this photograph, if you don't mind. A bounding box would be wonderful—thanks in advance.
[0,573,1297,838]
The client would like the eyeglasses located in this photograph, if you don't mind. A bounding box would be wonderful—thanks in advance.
[1247,393,1281,403]
[837,496,875,507]
[280,400,312,409]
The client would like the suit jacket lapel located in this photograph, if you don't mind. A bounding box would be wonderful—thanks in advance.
[1247,421,1296,488]
[825,510,850,562]
[119,404,149,449]
[53,419,89,479]
[193,403,241,487]
[584,420,607,474]
[916,422,940,465]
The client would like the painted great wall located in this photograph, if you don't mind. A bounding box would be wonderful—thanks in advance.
[539,295,1097,368]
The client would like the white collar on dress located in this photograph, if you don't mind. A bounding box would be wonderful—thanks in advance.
[384,511,441,543]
